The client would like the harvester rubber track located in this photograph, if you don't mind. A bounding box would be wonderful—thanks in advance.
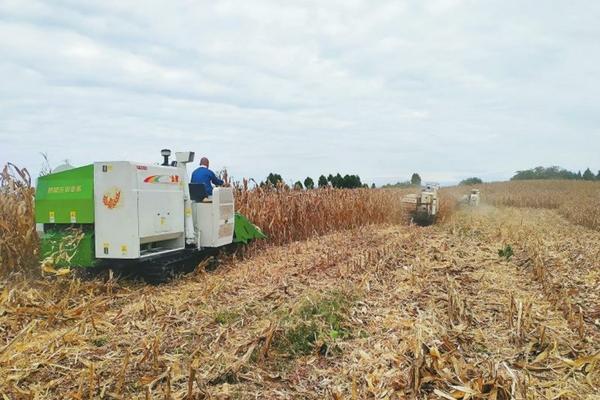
[412,211,436,227]
[85,247,233,284]
[135,250,202,284]
[76,244,242,284]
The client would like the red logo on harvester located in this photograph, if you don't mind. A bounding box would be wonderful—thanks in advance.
[143,175,180,184]
[102,188,121,209]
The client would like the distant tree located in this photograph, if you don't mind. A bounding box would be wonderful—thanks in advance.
[459,177,483,185]
[582,168,595,181]
[410,173,422,186]
[382,181,413,188]
[266,172,283,186]
[341,174,362,188]
[303,177,314,189]
[356,176,364,188]
[512,166,580,181]
[341,174,351,188]
[597,170,600,180]
[293,181,304,190]
[355,176,364,188]
[576,171,582,179]
[371,183,376,189]
[318,175,328,188]
[317,173,367,189]
[330,173,343,188]
[335,173,343,187]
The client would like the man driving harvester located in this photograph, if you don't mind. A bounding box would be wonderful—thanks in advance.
[191,157,224,198]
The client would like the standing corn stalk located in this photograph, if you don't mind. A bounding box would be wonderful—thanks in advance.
[445,180,600,231]
[0,163,38,276]
[235,180,412,246]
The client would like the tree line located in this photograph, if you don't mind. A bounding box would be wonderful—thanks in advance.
[459,177,483,185]
[381,173,422,188]
[511,166,600,181]
[259,165,600,190]
[263,172,372,189]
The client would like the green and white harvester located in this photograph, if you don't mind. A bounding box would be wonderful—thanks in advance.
[35,150,265,281]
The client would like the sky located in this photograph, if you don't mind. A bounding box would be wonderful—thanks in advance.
[1,0,599,186]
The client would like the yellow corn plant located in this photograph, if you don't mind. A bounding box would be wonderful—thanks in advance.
[0,163,38,275]
[235,179,414,245]
[444,180,600,231]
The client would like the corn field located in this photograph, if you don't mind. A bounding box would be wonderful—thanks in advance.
[0,164,38,276]
[450,180,600,231]
[1,164,599,398]
[0,164,418,275]
[3,164,599,278]
[235,180,413,245]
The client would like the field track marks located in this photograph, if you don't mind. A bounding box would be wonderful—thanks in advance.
[312,207,599,398]
[1,213,598,399]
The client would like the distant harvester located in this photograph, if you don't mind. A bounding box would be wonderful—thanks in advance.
[401,183,439,226]
[460,188,481,207]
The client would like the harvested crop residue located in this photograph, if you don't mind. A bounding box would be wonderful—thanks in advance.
[1,207,598,399]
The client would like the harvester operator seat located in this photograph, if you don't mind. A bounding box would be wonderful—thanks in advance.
[189,183,208,202]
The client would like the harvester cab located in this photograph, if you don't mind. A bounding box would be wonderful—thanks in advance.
[35,150,265,281]
[401,183,439,226]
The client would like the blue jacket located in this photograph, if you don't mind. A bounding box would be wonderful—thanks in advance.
[191,166,224,196]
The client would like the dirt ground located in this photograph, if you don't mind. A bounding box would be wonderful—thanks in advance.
[1,206,599,399]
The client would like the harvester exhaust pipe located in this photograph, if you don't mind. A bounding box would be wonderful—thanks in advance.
[161,149,172,166]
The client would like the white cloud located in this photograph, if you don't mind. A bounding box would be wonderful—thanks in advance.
[0,0,599,185]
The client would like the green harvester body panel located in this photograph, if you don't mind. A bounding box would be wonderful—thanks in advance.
[39,227,96,268]
[36,165,96,268]
[35,164,95,224]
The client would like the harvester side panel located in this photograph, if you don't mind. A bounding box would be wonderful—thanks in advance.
[35,164,95,224]
[94,162,187,259]
[192,187,235,248]
[137,166,185,245]
[94,162,140,259]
